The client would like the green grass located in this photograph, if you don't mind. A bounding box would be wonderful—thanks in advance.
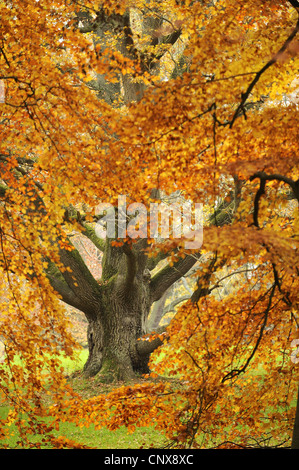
[1,347,295,449]
[0,403,164,449]
[0,348,166,449]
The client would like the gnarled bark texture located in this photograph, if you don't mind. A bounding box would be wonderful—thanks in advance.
[82,249,153,380]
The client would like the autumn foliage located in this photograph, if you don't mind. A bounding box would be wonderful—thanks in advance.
[0,0,299,449]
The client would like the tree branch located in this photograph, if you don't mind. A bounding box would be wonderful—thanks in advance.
[74,9,95,33]
[191,255,219,304]
[47,270,88,312]
[150,187,241,302]
[44,246,102,319]
[163,294,191,315]
[57,245,102,300]
[80,222,106,252]
[0,182,8,198]
[230,16,299,128]
[150,253,201,302]
[136,326,166,356]
[221,282,276,383]
[250,171,299,205]
[122,242,137,290]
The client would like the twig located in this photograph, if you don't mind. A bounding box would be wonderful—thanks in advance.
[230,16,299,128]
[221,282,276,383]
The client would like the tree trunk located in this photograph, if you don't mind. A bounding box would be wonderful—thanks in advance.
[82,269,153,382]
[47,186,237,383]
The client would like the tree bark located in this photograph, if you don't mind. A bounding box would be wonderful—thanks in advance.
[81,257,155,381]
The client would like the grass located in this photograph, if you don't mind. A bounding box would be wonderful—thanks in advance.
[0,403,164,449]
[0,348,167,449]
[0,347,296,449]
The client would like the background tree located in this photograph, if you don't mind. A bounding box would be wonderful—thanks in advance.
[0,0,298,448]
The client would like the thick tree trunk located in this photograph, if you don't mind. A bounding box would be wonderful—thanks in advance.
[83,318,104,378]
[82,271,153,382]
[83,316,152,382]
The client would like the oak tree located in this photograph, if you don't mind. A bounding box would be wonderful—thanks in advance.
[0,0,299,448]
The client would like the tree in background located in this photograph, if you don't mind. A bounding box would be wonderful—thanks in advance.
[0,0,298,448]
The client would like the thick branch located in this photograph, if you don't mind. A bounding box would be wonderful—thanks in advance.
[136,326,166,356]
[122,242,137,290]
[250,172,299,205]
[0,182,8,198]
[45,251,101,318]
[57,245,102,300]
[80,222,106,252]
[74,9,95,33]
[191,255,218,304]
[47,271,88,312]
[146,248,176,271]
[150,253,201,302]
[251,177,266,228]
